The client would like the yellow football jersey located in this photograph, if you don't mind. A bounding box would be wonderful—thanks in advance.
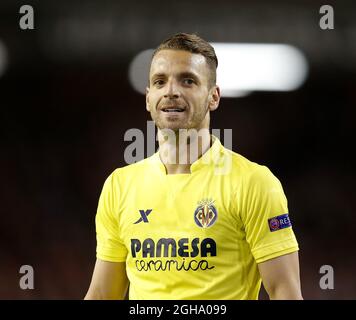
[95,136,299,299]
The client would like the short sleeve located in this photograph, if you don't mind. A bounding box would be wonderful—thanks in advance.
[95,172,128,262]
[240,166,299,264]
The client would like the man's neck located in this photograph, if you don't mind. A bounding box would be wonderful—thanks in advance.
[158,128,211,175]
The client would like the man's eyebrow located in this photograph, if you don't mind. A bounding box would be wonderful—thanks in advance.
[178,72,199,80]
[151,73,166,80]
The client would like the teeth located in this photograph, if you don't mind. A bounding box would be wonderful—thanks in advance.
[163,108,184,112]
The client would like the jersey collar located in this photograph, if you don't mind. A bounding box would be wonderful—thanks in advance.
[149,135,224,175]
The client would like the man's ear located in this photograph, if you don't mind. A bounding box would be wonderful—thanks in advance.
[146,87,150,112]
[208,85,221,112]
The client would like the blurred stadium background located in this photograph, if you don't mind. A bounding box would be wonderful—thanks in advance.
[0,0,355,299]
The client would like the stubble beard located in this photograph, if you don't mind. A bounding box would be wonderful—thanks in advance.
[151,99,210,134]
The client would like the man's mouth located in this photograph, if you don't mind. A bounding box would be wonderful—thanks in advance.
[161,106,186,113]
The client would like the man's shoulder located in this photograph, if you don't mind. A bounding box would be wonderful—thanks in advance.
[223,147,263,172]
[108,155,155,180]
[223,147,276,182]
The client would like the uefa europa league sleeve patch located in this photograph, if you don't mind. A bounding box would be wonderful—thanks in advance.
[268,214,292,232]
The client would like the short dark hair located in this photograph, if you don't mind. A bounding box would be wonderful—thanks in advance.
[152,33,218,87]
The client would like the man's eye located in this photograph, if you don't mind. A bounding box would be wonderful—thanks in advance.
[183,79,195,85]
[153,80,164,86]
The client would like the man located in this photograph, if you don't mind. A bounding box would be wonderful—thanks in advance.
[85,33,303,300]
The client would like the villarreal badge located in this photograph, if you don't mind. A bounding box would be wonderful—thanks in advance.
[194,198,218,228]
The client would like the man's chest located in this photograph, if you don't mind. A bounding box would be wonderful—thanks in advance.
[117,178,242,257]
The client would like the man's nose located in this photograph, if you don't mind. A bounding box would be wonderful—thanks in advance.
[164,80,180,99]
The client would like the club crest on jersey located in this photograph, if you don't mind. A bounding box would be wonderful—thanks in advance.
[194,199,217,228]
